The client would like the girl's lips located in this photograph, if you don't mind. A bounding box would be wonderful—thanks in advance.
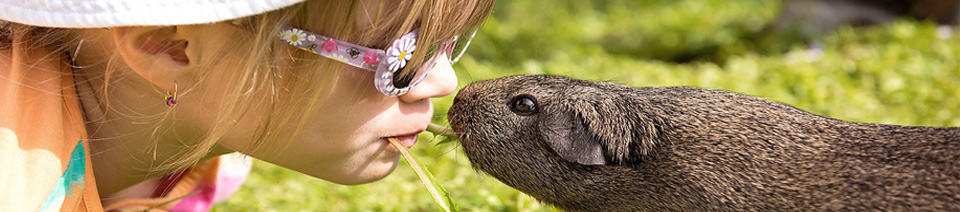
[384,133,419,149]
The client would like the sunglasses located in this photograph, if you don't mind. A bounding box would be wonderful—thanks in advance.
[279,26,477,96]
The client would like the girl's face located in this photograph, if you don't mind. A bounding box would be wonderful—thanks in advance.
[213,2,460,183]
[256,55,457,185]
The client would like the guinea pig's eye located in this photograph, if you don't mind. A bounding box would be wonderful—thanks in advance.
[508,94,538,116]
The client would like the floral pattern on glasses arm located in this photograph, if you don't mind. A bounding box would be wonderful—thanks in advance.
[279,27,421,96]
[279,27,420,72]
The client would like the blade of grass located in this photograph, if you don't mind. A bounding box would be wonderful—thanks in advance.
[427,123,459,144]
[427,123,456,137]
[388,138,457,212]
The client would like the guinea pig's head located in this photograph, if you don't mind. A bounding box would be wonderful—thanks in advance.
[448,75,660,185]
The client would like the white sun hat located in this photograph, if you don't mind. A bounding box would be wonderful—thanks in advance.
[0,0,306,28]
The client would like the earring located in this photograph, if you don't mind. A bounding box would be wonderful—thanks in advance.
[164,82,179,107]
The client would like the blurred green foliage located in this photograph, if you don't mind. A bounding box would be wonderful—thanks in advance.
[471,0,781,64]
[215,0,959,211]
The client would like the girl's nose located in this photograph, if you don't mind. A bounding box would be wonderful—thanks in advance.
[400,53,457,103]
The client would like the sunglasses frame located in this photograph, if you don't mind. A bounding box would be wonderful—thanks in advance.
[279,26,476,96]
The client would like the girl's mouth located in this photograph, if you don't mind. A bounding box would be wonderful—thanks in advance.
[383,132,419,149]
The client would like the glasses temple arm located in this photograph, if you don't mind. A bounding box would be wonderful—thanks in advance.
[280,26,384,72]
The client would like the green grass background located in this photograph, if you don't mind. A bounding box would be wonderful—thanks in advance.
[215,0,960,211]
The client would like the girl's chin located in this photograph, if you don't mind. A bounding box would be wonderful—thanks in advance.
[325,154,401,185]
[367,153,402,181]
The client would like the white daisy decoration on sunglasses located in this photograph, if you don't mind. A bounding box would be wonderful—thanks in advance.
[386,35,416,71]
[280,28,307,46]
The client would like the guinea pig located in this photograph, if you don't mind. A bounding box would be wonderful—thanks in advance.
[447,75,960,211]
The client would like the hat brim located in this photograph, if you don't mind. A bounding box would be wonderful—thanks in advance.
[0,0,304,28]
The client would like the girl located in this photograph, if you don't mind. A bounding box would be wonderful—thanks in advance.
[0,0,494,211]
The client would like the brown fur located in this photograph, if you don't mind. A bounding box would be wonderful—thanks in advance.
[448,75,960,211]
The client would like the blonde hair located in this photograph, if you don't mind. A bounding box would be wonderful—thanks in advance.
[0,0,494,172]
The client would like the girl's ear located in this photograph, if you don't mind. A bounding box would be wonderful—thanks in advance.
[112,26,197,91]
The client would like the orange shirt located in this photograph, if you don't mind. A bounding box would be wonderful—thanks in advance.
[1,40,237,212]
[0,40,102,211]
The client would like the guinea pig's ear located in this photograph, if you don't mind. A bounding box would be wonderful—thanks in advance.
[568,97,659,165]
[539,112,607,165]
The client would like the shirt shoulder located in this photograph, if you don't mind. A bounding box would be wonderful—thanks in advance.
[0,43,99,211]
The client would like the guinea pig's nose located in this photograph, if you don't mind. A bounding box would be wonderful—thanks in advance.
[449,81,487,132]
[453,81,483,105]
